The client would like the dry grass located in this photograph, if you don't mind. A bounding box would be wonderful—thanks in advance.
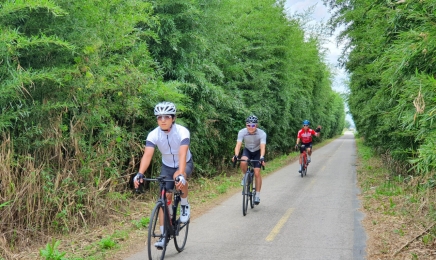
[1,142,304,260]
[357,148,436,259]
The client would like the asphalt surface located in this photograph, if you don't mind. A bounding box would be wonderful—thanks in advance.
[126,132,366,260]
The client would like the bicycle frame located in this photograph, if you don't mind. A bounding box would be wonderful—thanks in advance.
[235,159,264,216]
[150,177,187,234]
[144,176,190,259]
[299,145,308,177]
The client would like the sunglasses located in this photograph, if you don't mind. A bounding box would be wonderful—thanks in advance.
[246,124,257,128]
[156,115,172,121]
[303,125,309,127]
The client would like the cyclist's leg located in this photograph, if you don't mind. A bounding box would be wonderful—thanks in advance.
[253,167,261,204]
[299,145,305,172]
[172,159,194,198]
[306,143,313,162]
[253,168,261,190]
[158,166,175,230]
[172,159,194,222]
[249,150,261,204]
[240,148,251,174]
[240,148,250,184]
[240,155,248,174]
[251,149,262,192]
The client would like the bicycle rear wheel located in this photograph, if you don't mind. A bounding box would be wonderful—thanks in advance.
[148,202,166,260]
[174,209,190,252]
[242,172,250,216]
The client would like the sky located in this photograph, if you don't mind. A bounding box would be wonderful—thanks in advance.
[284,0,354,126]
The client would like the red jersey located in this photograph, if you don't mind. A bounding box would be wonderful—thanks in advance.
[297,128,317,143]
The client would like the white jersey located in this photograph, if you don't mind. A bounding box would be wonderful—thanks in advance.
[237,128,267,152]
[145,123,192,168]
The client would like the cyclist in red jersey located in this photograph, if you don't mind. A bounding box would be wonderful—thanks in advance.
[295,120,321,173]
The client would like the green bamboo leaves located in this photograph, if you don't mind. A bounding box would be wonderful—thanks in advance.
[325,0,436,172]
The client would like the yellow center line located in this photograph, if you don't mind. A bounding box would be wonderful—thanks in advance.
[265,208,294,242]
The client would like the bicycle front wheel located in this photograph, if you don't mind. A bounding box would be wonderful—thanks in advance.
[148,202,166,260]
[242,172,250,216]
[174,213,190,252]
[300,162,304,178]
[249,172,255,209]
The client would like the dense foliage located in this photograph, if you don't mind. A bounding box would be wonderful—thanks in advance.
[324,0,436,173]
[0,0,344,253]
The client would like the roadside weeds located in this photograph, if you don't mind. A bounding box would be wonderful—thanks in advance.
[356,138,436,260]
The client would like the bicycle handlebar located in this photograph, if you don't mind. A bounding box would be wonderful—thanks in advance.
[135,176,175,193]
[232,158,265,170]
[295,144,307,150]
[143,176,175,183]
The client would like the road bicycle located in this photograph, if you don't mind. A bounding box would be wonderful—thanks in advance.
[297,144,309,178]
[233,158,264,216]
[138,176,189,260]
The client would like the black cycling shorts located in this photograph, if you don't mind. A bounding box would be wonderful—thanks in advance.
[241,148,262,168]
[160,158,194,190]
[300,142,312,153]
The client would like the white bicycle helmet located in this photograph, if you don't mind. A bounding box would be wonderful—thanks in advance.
[154,102,176,116]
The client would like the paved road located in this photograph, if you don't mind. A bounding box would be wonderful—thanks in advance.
[126,132,366,260]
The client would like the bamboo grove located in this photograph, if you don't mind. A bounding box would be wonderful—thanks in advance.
[0,0,344,253]
[323,0,436,173]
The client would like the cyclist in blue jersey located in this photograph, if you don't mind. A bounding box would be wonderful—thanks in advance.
[232,115,266,205]
[133,102,193,248]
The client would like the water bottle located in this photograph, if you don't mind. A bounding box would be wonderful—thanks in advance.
[167,200,173,218]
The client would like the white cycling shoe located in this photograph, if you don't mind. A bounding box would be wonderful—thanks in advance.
[180,204,190,223]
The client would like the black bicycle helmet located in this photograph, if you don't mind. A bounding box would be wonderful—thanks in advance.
[246,115,258,124]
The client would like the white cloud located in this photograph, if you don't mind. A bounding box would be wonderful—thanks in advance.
[285,1,353,125]
[285,1,329,22]
[285,0,347,93]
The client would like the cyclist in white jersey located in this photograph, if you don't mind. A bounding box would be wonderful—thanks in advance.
[133,102,193,248]
[232,115,266,205]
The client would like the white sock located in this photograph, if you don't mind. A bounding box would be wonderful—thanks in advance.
[160,226,164,234]
[181,197,188,206]
[256,192,260,198]
[308,156,311,160]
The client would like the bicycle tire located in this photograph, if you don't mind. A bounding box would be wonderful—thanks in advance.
[301,152,308,178]
[304,154,308,176]
[242,172,249,216]
[174,210,190,252]
[300,161,304,178]
[148,202,167,260]
[249,171,255,208]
